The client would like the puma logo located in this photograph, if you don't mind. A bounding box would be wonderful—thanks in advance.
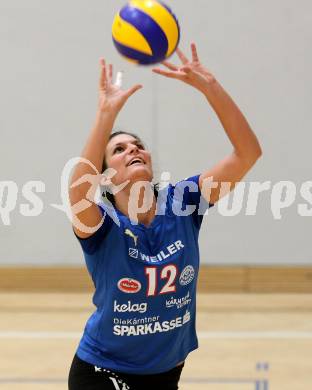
[125,229,138,247]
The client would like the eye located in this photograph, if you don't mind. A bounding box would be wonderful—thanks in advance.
[114,146,124,154]
[137,144,145,150]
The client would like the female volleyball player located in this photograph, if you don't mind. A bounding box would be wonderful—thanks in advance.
[68,43,262,390]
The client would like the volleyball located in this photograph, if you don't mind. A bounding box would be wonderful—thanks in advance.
[112,0,180,65]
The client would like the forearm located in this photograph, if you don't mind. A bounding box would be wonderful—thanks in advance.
[201,80,262,162]
[70,110,116,200]
[78,111,115,174]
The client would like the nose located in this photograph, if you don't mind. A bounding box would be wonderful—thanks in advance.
[128,144,139,154]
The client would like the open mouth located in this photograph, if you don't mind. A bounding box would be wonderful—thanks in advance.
[127,158,145,166]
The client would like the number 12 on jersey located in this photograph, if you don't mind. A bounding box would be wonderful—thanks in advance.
[145,265,178,297]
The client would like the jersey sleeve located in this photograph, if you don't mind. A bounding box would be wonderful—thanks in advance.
[173,174,214,229]
[73,204,113,255]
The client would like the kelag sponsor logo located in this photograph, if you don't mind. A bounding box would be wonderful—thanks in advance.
[179,265,195,286]
[114,300,147,314]
[117,278,141,293]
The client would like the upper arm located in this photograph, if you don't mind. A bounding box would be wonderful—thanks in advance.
[199,151,261,205]
[69,175,104,239]
[72,203,113,254]
[71,201,104,239]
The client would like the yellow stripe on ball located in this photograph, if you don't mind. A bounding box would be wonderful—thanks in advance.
[112,13,153,55]
[129,0,179,56]
[121,56,139,64]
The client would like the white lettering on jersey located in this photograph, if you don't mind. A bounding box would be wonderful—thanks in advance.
[113,315,160,325]
[166,291,192,309]
[113,310,191,336]
[114,300,147,314]
[130,240,185,263]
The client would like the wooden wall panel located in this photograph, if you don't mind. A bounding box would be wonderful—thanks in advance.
[0,266,312,293]
[197,266,247,292]
[0,267,93,292]
[248,266,312,293]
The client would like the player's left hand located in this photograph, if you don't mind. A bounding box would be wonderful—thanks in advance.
[152,43,216,92]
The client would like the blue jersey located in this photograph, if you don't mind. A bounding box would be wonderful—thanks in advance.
[74,175,213,374]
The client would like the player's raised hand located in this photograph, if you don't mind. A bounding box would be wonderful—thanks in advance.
[152,43,216,93]
[98,58,143,116]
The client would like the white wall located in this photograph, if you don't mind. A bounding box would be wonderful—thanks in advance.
[0,0,310,265]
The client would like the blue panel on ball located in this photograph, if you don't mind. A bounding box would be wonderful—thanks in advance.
[113,38,163,65]
[120,5,168,62]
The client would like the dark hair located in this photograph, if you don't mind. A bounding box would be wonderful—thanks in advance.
[101,130,158,206]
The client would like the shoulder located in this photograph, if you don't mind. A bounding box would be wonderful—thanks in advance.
[73,202,115,254]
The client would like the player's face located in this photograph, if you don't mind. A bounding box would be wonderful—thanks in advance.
[105,134,153,185]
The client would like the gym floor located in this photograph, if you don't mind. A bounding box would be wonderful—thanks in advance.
[1,293,311,390]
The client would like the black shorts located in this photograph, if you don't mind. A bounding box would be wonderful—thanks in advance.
[68,354,184,390]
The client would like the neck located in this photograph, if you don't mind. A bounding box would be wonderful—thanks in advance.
[115,184,157,227]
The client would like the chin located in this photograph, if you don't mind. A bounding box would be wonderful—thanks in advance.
[128,168,153,183]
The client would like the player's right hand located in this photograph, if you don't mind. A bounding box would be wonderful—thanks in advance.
[98,58,143,117]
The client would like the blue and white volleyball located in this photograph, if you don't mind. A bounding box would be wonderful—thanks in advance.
[112,0,180,65]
